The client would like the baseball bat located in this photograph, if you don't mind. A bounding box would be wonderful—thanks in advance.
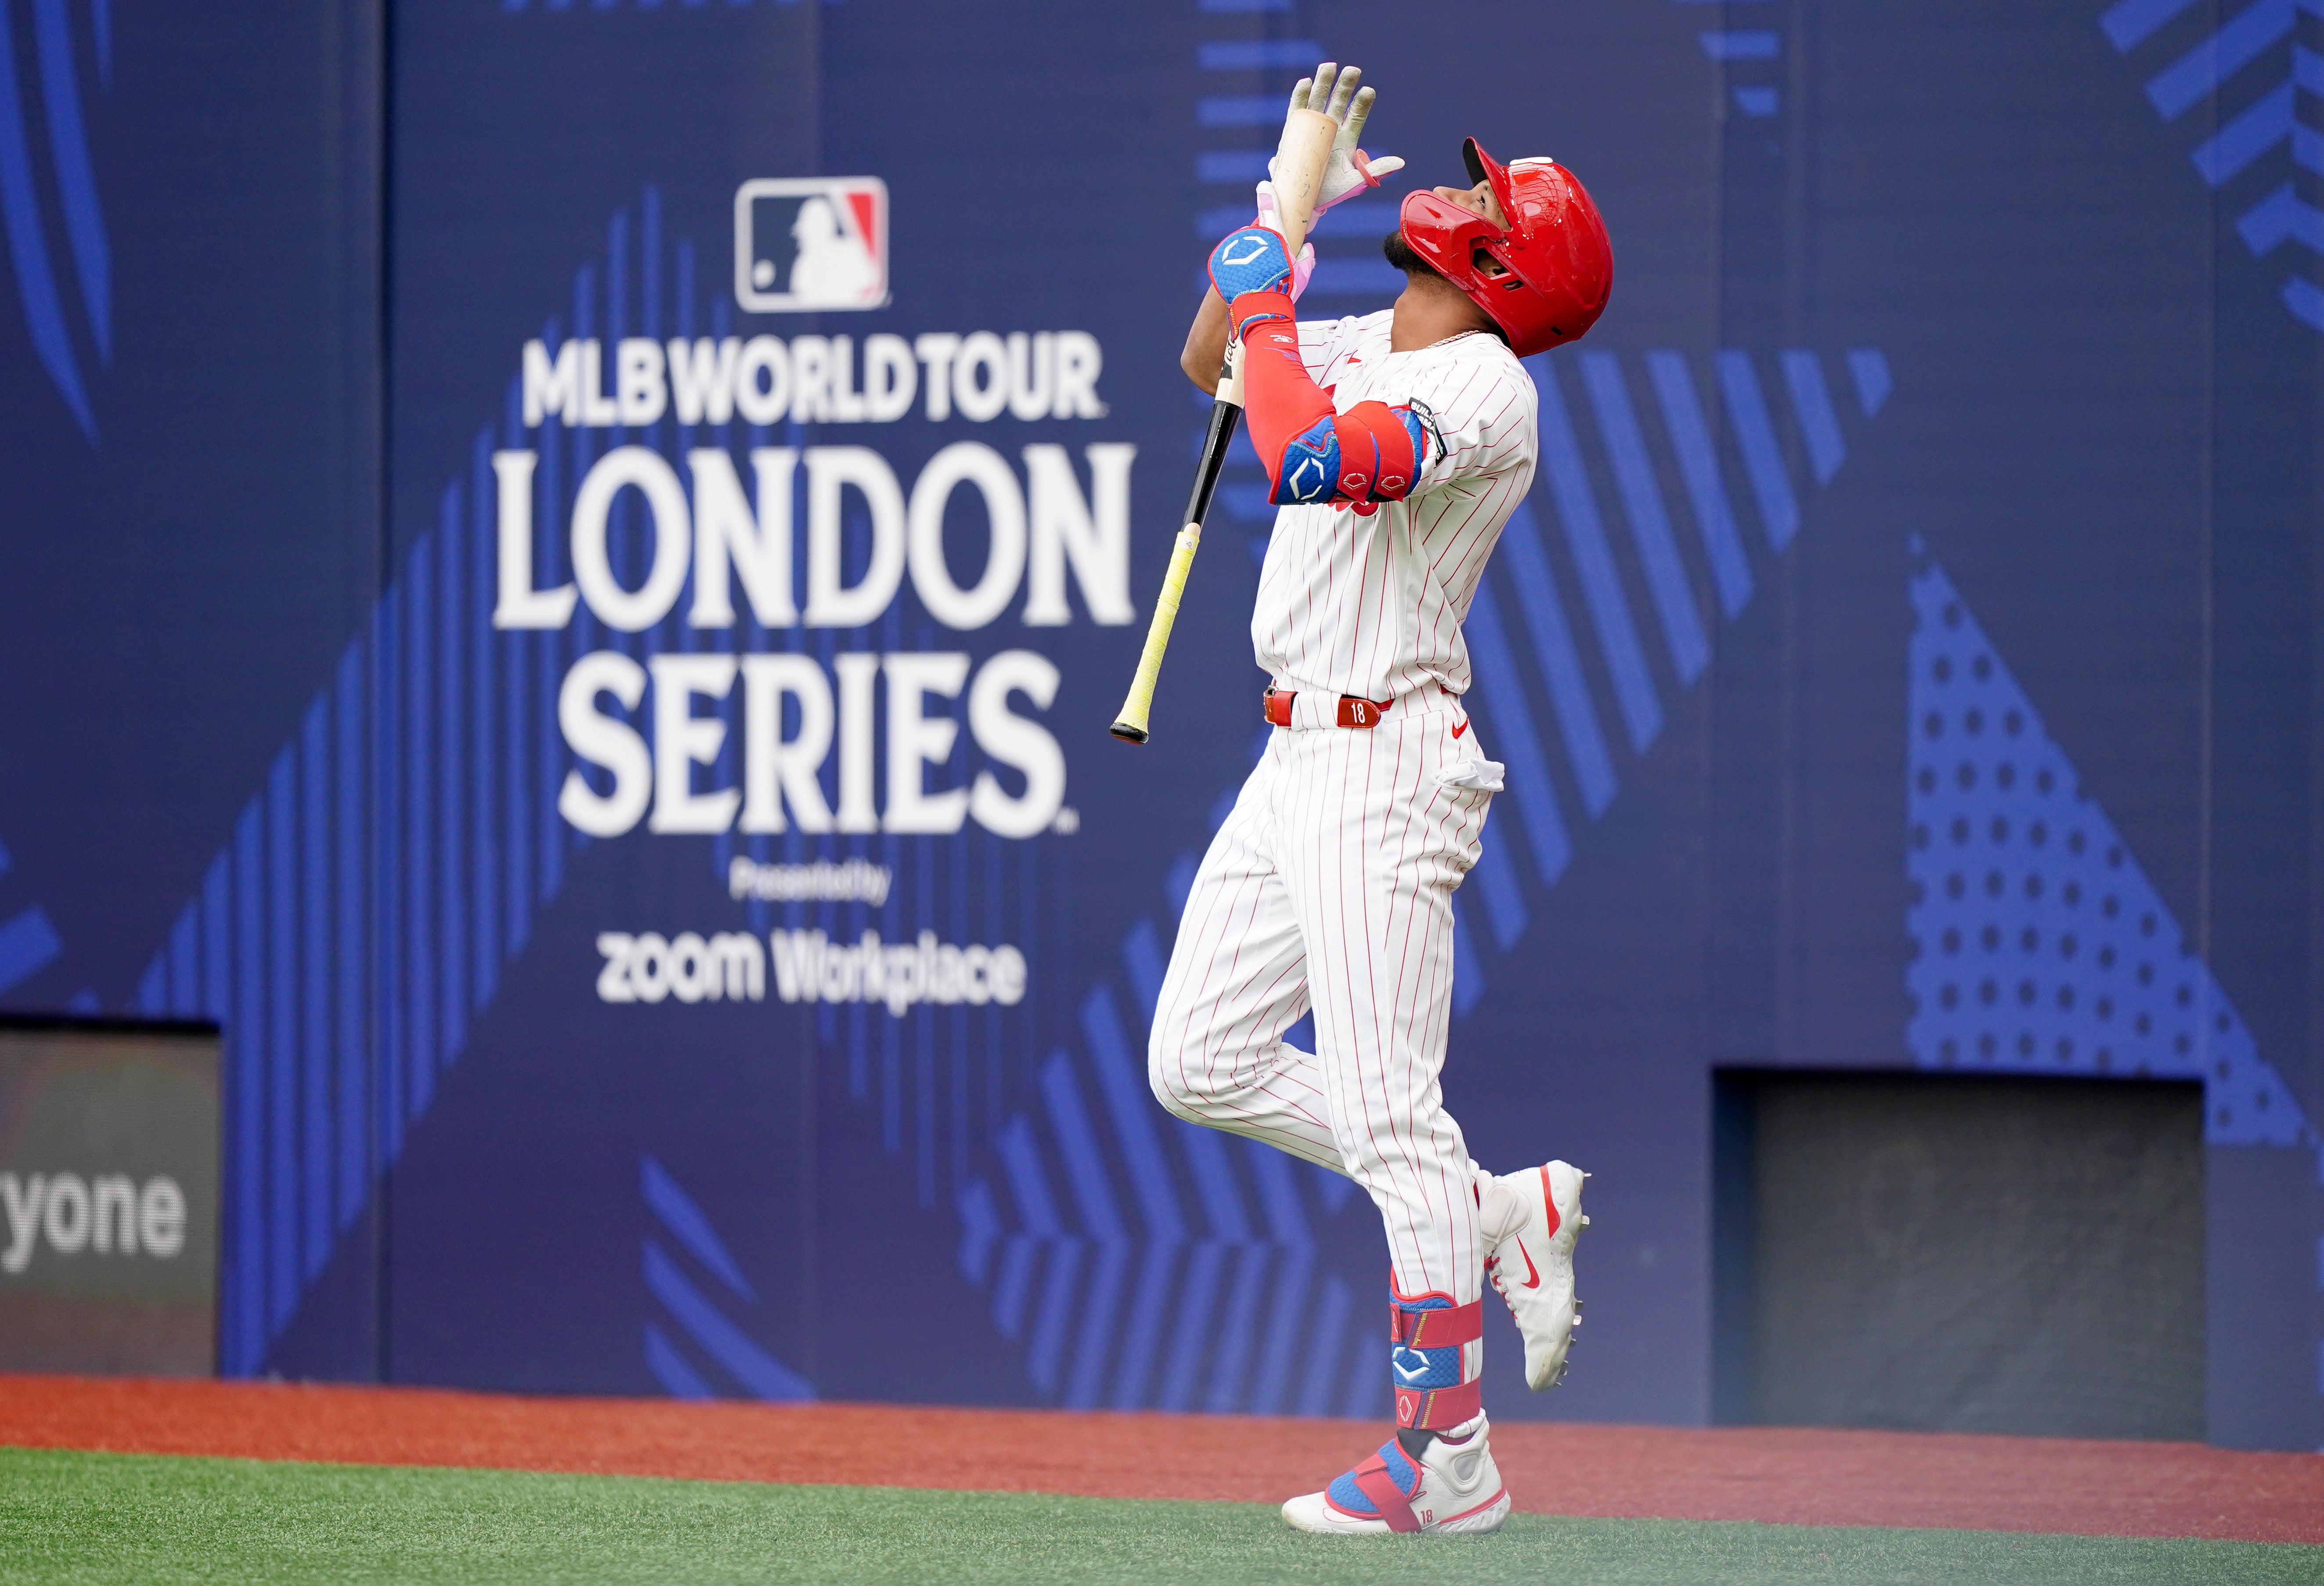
[1109,101,1338,745]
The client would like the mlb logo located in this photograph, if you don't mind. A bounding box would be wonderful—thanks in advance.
[734,177,890,313]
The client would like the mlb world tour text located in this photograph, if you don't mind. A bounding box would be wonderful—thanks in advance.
[494,327,1131,846]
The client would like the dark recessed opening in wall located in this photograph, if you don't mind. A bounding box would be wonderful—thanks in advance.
[1711,1068,2203,1441]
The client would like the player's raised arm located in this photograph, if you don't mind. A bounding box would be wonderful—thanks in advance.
[1179,65,1401,394]
[1210,227,1432,513]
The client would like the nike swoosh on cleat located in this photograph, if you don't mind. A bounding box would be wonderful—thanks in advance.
[1515,1238,1541,1290]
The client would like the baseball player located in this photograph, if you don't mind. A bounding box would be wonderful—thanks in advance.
[1146,67,1614,1535]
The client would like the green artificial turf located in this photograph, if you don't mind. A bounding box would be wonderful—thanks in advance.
[0,1447,2315,1586]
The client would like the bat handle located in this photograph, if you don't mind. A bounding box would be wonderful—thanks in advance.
[1109,523,1205,744]
[1183,374,1241,523]
[1269,106,1339,258]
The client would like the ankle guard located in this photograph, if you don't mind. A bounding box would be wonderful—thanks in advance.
[1389,1286,1483,1430]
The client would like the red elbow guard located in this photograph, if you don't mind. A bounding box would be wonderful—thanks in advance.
[1331,402,1423,504]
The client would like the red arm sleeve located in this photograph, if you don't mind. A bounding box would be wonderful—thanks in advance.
[1231,292,1429,513]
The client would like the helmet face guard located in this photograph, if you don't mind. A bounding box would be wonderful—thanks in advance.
[1396,137,1613,358]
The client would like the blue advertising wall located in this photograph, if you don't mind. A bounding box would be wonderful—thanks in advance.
[0,0,2317,1447]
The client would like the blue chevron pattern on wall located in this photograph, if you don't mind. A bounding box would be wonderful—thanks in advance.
[0,0,112,440]
[640,1153,814,1401]
[2100,0,2324,331]
[949,333,1895,1412]
[0,835,61,1000]
[127,494,500,1374]
[1904,549,2316,1153]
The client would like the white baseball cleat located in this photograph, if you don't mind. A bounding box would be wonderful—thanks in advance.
[1281,1413,1511,1535]
[1483,1160,1588,1390]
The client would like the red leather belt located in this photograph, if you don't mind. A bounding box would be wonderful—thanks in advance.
[1263,688,1393,729]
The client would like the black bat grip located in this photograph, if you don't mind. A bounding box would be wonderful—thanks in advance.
[1182,397,1243,530]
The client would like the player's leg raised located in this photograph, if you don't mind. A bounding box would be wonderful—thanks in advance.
[1147,761,1343,1172]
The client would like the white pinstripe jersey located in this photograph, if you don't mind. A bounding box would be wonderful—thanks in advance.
[1249,311,1539,702]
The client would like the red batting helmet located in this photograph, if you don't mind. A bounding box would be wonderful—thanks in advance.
[1397,138,1612,358]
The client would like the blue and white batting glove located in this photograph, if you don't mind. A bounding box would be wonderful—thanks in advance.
[1208,225,1294,303]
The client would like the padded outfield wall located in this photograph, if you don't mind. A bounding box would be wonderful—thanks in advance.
[0,0,2316,1448]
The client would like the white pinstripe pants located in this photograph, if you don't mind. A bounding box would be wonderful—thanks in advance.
[1148,694,1491,1318]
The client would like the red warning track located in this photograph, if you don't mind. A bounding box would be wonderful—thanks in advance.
[3,1375,2318,1544]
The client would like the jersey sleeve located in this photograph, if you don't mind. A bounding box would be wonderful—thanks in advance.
[1231,295,1431,515]
[1371,348,1534,496]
